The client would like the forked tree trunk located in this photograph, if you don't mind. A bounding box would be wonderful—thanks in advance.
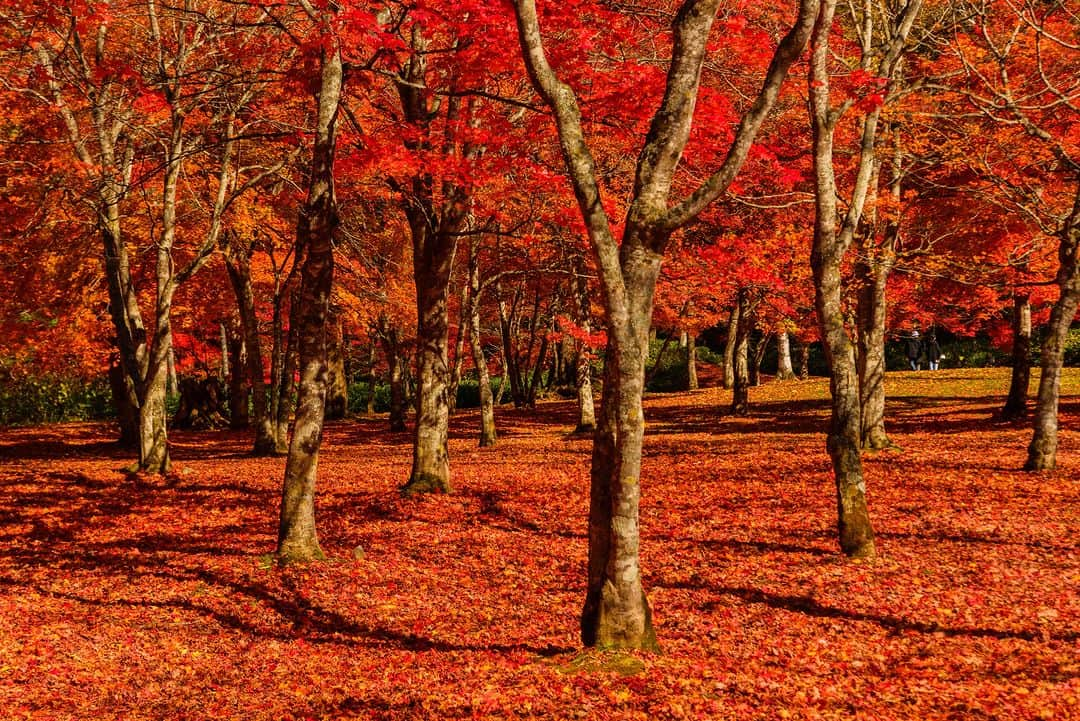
[1002,292,1032,421]
[513,0,817,652]
[1026,187,1080,470]
[776,330,796,380]
[276,41,342,565]
[750,331,771,387]
[806,0,914,559]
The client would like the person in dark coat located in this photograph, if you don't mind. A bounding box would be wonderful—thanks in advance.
[925,332,942,371]
[906,330,922,370]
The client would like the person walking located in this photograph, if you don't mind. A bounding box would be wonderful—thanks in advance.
[906,330,922,371]
[925,332,941,371]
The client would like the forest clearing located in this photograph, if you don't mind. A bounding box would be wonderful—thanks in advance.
[1,369,1076,721]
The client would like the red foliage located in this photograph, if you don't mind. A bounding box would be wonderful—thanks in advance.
[0,369,1077,719]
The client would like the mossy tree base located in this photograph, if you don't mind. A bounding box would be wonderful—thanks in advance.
[401,473,451,496]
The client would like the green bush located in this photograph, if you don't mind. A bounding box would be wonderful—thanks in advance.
[0,374,113,426]
[646,336,689,392]
[348,382,391,414]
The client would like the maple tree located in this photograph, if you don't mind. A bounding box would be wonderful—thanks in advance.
[512,0,820,649]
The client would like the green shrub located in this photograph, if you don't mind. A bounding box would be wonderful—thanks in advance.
[348,382,391,414]
[0,374,113,426]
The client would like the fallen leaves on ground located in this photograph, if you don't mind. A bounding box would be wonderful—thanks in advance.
[0,368,1076,720]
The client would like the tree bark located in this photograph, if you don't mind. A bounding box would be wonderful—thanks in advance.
[225,324,249,429]
[574,258,597,432]
[108,357,139,448]
[1025,185,1080,470]
[686,334,698,390]
[776,330,797,381]
[324,310,348,421]
[731,290,752,415]
[276,39,342,565]
[466,246,497,447]
[722,305,738,390]
[513,0,817,651]
[1002,292,1032,421]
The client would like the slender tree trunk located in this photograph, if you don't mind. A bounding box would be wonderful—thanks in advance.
[276,41,342,565]
[167,346,178,396]
[109,357,139,448]
[686,334,698,390]
[447,283,469,417]
[324,311,348,421]
[731,290,751,415]
[751,331,771,387]
[776,330,796,380]
[574,260,597,432]
[226,325,250,429]
[379,322,408,433]
[809,0,881,558]
[366,341,378,416]
[1002,293,1032,421]
[799,340,811,380]
[274,287,301,452]
[220,322,229,382]
[1026,187,1080,470]
[723,305,739,390]
[855,256,893,449]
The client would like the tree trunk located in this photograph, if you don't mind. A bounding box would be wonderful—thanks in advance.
[731,290,751,415]
[809,0,881,558]
[324,311,348,421]
[526,331,549,408]
[366,341,378,416]
[855,255,893,449]
[274,286,301,453]
[1025,187,1080,471]
[223,237,278,452]
[574,259,597,432]
[723,305,739,390]
[750,331,771,387]
[404,250,455,495]
[226,325,249,429]
[1002,293,1032,421]
[108,357,139,448]
[581,254,660,653]
[276,41,342,565]
[379,321,408,433]
[686,334,698,390]
[467,244,497,447]
[776,330,796,381]
[799,340,811,380]
[447,283,469,417]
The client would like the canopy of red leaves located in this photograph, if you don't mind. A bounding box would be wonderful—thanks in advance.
[0,369,1077,720]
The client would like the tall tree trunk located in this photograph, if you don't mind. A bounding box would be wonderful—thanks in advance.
[1025,186,1080,470]
[366,341,378,416]
[526,330,550,407]
[276,41,342,565]
[686,334,698,390]
[750,331,771,387]
[722,305,739,390]
[776,330,796,380]
[808,0,898,559]
[466,243,497,447]
[1002,292,1032,421]
[855,255,893,449]
[799,340,811,380]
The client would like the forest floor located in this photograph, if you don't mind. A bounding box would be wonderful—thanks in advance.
[0,368,1077,720]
